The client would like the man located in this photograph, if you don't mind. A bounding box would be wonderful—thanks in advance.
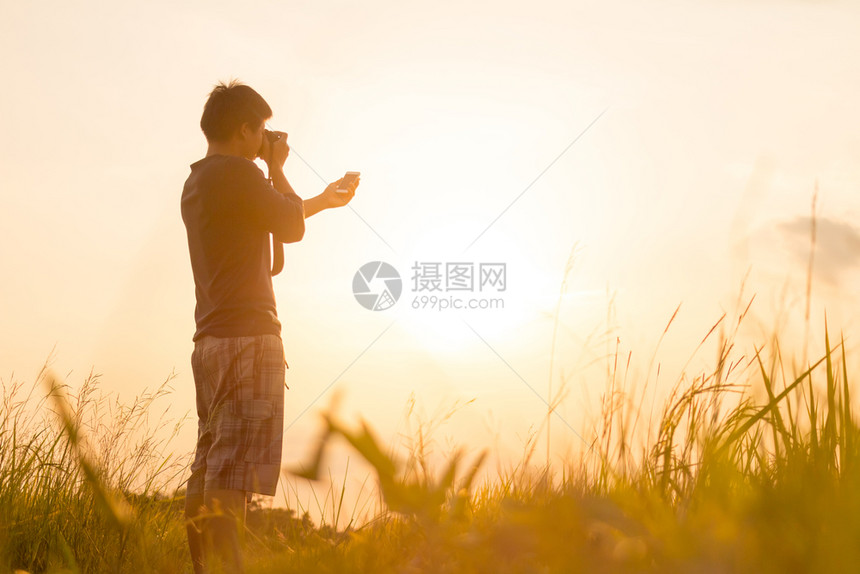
[180,80,359,573]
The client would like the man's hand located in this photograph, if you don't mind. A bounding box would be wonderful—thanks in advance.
[263,131,290,171]
[321,175,360,209]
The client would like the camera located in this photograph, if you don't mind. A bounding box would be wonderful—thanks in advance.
[258,129,281,159]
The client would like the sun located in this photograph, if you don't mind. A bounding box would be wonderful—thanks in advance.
[345,91,577,357]
[390,215,560,356]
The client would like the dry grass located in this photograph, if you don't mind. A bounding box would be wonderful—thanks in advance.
[3,305,860,572]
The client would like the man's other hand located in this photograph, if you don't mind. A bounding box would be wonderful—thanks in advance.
[265,131,290,170]
[322,175,359,208]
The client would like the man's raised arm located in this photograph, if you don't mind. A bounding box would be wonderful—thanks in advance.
[265,131,360,220]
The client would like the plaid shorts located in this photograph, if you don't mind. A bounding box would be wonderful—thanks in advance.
[187,334,286,497]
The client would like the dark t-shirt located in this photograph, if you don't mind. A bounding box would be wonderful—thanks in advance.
[181,154,305,341]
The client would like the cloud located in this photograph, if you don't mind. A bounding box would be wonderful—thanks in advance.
[777,216,860,285]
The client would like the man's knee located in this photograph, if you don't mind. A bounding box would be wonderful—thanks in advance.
[205,489,246,506]
[204,489,247,521]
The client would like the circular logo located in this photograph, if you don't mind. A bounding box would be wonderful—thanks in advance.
[352,261,402,311]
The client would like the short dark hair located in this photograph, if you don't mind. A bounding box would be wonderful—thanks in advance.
[200,80,272,143]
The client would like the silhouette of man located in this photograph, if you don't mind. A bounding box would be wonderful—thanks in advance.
[181,80,359,573]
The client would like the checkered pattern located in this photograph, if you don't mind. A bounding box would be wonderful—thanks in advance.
[187,334,286,496]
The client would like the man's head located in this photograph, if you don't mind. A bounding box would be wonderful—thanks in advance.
[200,80,272,160]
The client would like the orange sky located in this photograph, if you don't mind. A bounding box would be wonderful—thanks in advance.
[2,0,860,521]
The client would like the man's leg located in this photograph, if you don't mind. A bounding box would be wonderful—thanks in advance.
[204,489,247,574]
[188,339,213,574]
[185,493,207,574]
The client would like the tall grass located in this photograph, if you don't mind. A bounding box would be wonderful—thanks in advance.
[276,311,860,573]
[3,309,860,572]
[0,367,190,573]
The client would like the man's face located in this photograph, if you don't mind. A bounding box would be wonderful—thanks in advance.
[239,120,266,160]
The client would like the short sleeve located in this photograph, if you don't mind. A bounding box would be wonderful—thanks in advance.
[233,158,305,244]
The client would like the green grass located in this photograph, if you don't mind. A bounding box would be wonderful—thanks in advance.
[3,312,860,573]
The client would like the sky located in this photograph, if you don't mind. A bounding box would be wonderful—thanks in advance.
[2,0,860,522]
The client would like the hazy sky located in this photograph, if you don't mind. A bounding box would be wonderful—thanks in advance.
[2,0,860,515]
